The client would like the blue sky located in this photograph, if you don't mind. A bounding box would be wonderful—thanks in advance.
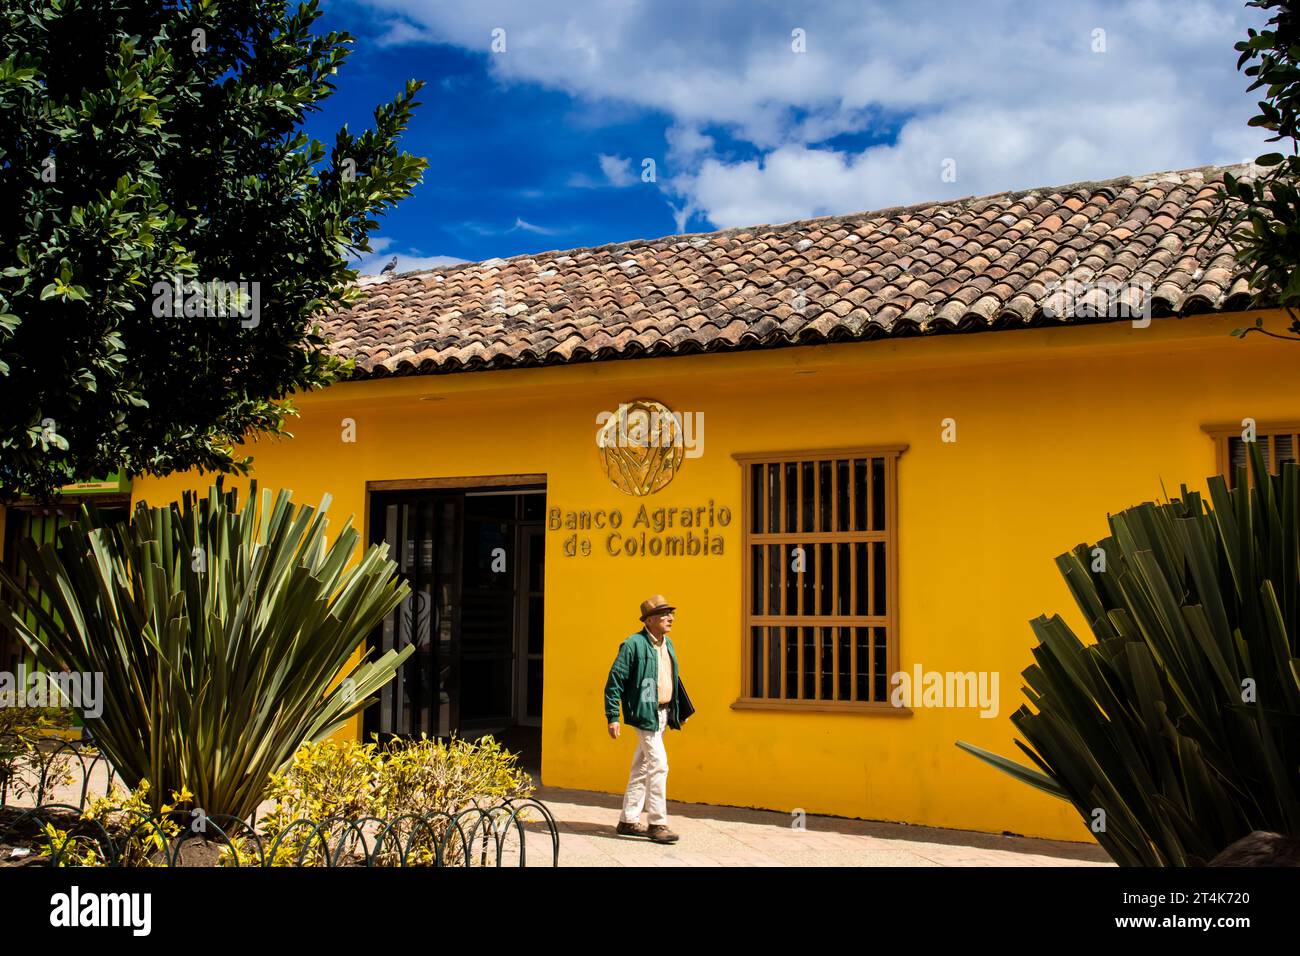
[310,0,1272,274]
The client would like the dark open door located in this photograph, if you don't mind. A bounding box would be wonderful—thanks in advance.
[367,493,463,738]
[459,492,518,730]
[365,486,545,748]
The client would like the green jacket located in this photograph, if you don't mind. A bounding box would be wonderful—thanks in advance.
[604,627,690,732]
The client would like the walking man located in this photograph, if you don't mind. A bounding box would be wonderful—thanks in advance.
[604,594,694,843]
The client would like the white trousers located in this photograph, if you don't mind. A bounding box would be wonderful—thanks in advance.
[620,705,669,825]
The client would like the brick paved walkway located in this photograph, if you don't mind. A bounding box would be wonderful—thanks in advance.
[527,785,1112,867]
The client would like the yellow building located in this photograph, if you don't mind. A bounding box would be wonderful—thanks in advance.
[2,165,1290,842]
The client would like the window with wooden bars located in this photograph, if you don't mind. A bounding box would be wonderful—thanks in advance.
[1204,422,1300,488]
[732,446,906,713]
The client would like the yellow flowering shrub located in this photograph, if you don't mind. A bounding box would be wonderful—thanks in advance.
[0,708,79,803]
[372,734,535,866]
[41,781,189,867]
[224,734,534,866]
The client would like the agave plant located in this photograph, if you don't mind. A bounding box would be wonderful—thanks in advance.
[959,441,1300,866]
[0,481,412,820]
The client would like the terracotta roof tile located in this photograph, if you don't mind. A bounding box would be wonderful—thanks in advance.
[327,165,1258,378]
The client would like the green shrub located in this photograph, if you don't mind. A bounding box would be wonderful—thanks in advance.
[41,780,187,867]
[13,735,533,866]
[245,735,535,866]
[0,708,79,804]
[0,481,414,819]
[372,734,535,866]
[960,442,1300,865]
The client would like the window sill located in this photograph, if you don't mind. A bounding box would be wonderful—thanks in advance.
[730,698,913,716]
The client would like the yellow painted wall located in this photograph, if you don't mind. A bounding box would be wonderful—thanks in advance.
[119,310,1295,842]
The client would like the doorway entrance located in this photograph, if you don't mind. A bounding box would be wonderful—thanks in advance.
[365,483,545,776]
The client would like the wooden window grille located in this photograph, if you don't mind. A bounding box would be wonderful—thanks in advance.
[733,446,905,713]
[1203,422,1300,489]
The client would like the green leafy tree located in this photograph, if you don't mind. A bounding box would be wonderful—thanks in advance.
[1216,0,1300,338]
[0,0,427,498]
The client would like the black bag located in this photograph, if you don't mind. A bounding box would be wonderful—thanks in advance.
[675,677,696,725]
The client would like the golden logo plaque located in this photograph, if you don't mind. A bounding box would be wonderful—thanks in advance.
[597,399,685,496]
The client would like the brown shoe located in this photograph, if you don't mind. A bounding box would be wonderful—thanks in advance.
[616,819,648,837]
[647,824,679,844]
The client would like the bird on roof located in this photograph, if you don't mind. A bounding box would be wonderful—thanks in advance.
[380,256,398,274]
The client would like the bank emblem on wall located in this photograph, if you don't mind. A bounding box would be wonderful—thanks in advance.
[597,399,684,496]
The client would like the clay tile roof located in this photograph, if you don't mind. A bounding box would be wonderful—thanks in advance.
[325,165,1257,378]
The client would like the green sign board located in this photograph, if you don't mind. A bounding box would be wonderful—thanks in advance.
[57,471,131,496]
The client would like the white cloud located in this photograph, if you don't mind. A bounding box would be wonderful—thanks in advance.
[458,217,564,237]
[358,0,1272,228]
[374,18,438,47]
[569,155,638,188]
[512,217,561,235]
[354,243,467,275]
[665,125,716,166]
[680,99,1238,228]
[598,154,636,186]
[665,199,695,235]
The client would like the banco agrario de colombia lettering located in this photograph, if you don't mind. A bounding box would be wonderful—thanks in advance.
[549,501,730,557]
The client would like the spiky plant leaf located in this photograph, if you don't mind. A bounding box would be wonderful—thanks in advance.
[0,480,412,819]
[960,440,1300,865]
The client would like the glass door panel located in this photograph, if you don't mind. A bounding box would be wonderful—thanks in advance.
[520,524,544,724]
[459,493,516,728]
[370,493,461,739]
